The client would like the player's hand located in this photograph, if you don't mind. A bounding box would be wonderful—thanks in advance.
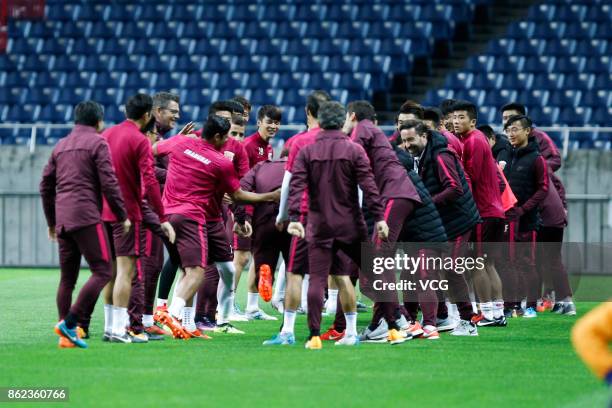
[122,218,132,235]
[223,193,234,205]
[233,221,253,238]
[179,122,195,136]
[287,222,305,239]
[269,188,281,202]
[48,226,57,242]
[376,220,389,241]
[275,214,288,231]
[161,221,176,244]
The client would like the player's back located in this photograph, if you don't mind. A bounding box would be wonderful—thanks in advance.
[102,120,149,221]
[52,125,109,228]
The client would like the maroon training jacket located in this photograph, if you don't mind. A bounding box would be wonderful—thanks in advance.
[288,129,385,247]
[40,124,127,233]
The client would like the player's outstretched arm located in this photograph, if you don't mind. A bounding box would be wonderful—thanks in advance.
[231,188,280,204]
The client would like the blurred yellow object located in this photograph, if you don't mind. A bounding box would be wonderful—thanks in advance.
[571,301,612,382]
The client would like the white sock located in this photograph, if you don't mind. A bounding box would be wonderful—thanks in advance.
[328,288,338,304]
[217,279,232,325]
[156,298,167,308]
[300,274,309,312]
[471,301,478,314]
[247,292,260,312]
[345,312,357,336]
[168,296,186,319]
[272,259,286,302]
[182,307,195,331]
[281,310,296,334]
[143,314,154,328]
[104,304,113,334]
[481,302,494,320]
[111,306,128,336]
[493,299,504,319]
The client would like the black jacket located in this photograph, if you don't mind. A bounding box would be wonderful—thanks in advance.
[418,131,481,240]
[504,137,548,232]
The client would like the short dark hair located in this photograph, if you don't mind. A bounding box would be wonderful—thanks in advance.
[232,95,251,112]
[141,116,157,134]
[423,107,442,127]
[477,124,495,140]
[257,105,282,122]
[501,102,526,115]
[125,93,153,120]
[398,100,424,120]
[318,101,346,130]
[450,100,478,121]
[153,91,179,109]
[208,100,235,117]
[306,90,332,118]
[202,115,231,140]
[347,100,376,122]
[399,120,429,136]
[439,99,457,116]
[74,100,104,127]
[231,113,245,127]
[504,114,532,130]
[226,99,245,115]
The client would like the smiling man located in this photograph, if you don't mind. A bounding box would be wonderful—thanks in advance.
[503,115,550,318]
[152,92,180,138]
[243,105,281,167]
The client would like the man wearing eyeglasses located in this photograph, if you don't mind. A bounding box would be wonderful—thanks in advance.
[503,115,549,319]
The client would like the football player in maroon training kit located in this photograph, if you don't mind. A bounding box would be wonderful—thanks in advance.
[153,115,279,338]
[41,101,130,348]
[451,100,506,325]
[343,100,424,344]
[241,105,283,320]
[264,91,330,346]
[101,94,176,344]
[287,101,389,349]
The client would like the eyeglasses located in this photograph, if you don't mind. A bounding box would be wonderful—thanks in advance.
[162,108,179,115]
[505,127,527,134]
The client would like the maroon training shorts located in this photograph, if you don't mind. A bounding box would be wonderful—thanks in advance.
[168,214,208,269]
[207,221,233,264]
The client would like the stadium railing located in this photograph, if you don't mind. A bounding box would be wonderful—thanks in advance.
[1,123,611,158]
[0,190,610,268]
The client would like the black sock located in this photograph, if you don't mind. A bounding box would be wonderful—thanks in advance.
[64,313,78,330]
[157,259,179,299]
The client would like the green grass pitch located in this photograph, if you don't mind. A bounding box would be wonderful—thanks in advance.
[0,269,609,408]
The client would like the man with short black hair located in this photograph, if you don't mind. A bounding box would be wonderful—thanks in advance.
[451,100,506,325]
[478,124,512,166]
[153,115,280,337]
[500,102,572,314]
[241,104,282,319]
[287,101,389,349]
[264,91,330,345]
[344,100,425,343]
[231,95,251,123]
[439,99,457,133]
[101,93,176,343]
[388,100,424,144]
[425,106,463,159]
[503,115,550,318]
[401,120,484,333]
[41,100,129,348]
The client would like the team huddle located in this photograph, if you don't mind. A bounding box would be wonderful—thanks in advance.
[40,90,575,350]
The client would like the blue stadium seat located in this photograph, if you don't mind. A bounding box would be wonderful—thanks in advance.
[594,73,611,90]
[38,105,71,123]
[559,107,591,126]
[278,73,303,89]
[473,73,499,90]
[526,4,555,22]
[507,22,535,39]
[591,108,612,125]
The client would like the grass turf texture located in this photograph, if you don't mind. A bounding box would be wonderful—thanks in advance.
[0,269,609,408]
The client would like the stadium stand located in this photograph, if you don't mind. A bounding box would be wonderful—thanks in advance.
[0,0,609,147]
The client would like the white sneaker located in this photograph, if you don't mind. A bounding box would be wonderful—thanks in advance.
[271,298,284,314]
[396,315,410,331]
[335,334,360,346]
[358,319,388,343]
[246,309,278,321]
[213,323,245,334]
[450,320,478,336]
[228,311,249,322]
